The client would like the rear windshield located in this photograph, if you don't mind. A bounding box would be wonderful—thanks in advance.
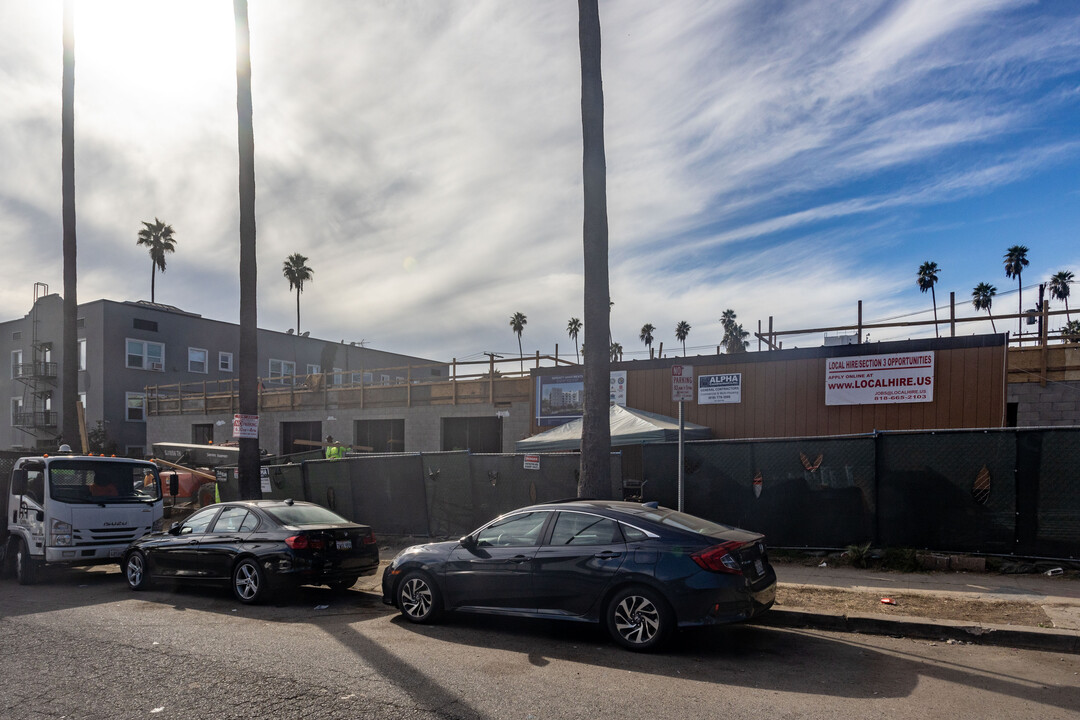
[617,505,733,535]
[265,504,350,526]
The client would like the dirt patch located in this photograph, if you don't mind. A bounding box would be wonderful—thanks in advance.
[777,585,1053,628]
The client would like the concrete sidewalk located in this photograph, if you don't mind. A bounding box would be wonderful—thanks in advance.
[762,561,1080,653]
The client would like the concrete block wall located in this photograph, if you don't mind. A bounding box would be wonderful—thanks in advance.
[1008,382,1080,427]
[145,400,534,457]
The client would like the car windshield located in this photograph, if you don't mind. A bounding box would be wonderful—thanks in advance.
[265,504,350,526]
[48,460,162,504]
[617,505,733,535]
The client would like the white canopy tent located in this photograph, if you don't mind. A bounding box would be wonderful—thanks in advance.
[516,405,712,452]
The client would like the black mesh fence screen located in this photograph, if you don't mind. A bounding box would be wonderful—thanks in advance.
[421,452,476,537]
[877,431,1016,553]
[639,428,1079,558]
[347,455,428,535]
[641,438,875,548]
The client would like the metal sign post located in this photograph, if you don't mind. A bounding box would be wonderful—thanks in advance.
[671,365,694,512]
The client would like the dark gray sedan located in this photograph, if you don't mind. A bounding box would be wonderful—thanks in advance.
[382,499,775,651]
[124,499,379,604]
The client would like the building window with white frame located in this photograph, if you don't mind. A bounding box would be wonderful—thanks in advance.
[219,351,233,372]
[188,347,208,373]
[126,339,165,371]
[306,363,320,375]
[78,338,86,371]
[268,359,296,384]
[11,397,22,424]
[126,392,146,421]
[78,392,86,411]
[11,349,22,378]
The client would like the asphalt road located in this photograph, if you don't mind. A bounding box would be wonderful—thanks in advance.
[1,566,1078,720]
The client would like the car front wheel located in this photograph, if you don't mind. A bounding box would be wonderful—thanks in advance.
[396,571,442,624]
[232,558,268,604]
[125,551,153,590]
[606,585,672,651]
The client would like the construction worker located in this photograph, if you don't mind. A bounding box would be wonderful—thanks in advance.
[325,436,340,460]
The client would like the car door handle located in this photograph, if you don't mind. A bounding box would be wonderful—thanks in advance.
[594,551,621,559]
[508,555,531,564]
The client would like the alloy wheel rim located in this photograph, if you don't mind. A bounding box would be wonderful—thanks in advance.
[127,556,143,586]
[401,578,432,618]
[235,563,259,600]
[614,595,660,645]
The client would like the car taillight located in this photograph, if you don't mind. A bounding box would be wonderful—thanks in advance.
[362,531,377,545]
[691,541,743,575]
[285,534,325,550]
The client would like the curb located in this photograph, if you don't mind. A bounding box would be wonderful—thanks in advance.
[757,607,1080,654]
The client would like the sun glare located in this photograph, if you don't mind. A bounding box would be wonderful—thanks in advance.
[73,1,236,126]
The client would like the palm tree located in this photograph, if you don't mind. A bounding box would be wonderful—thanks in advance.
[1004,245,1029,335]
[917,261,940,338]
[972,282,997,332]
[1049,270,1073,323]
[282,253,313,334]
[567,317,582,363]
[510,311,527,374]
[719,309,738,352]
[136,218,177,303]
[639,323,655,357]
[61,0,79,447]
[1062,319,1080,343]
[609,342,623,361]
[675,320,691,356]
[726,323,750,353]
[234,0,260,499]
[577,0,612,498]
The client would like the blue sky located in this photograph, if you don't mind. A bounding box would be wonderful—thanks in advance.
[1,0,1078,362]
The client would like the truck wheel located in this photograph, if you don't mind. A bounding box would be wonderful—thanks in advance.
[15,537,37,586]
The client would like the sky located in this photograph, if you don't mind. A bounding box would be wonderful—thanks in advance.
[1,0,1078,364]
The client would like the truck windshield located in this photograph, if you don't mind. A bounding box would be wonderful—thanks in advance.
[48,460,162,504]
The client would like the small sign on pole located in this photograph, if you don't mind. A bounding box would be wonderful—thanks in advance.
[233,413,259,439]
[671,365,694,402]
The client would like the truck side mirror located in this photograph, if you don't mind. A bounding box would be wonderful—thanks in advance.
[169,474,179,498]
[11,469,27,496]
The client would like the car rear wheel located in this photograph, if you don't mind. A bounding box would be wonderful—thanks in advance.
[397,571,442,624]
[232,558,267,604]
[125,551,153,590]
[15,537,37,586]
[606,585,672,651]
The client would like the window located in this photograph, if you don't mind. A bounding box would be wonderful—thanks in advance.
[126,392,146,422]
[125,446,146,459]
[11,349,22,378]
[188,347,208,373]
[550,513,623,546]
[77,339,86,371]
[212,507,254,533]
[76,317,85,329]
[126,339,164,370]
[219,352,233,372]
[179,506,219,535]
[11,398,22,424]
[192,423,214,444]
[476,512,550,548]
[306,364,320,375]
[133,318,158,332]
[269,359,296,384]
[355,419,405,452]
[332,368,343,385]
[11,331,21,340]
[78,392,86,411]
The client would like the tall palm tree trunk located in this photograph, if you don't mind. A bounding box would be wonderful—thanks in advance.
[987,309,996,333]
[931,286,938,338]
[234,0,260,499]
[1017,276,1023,336]
[518,337,524,374]
[61,0,79,448]
[295,288,301,334]
[577,0,611,499]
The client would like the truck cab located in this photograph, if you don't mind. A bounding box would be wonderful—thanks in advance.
[1,454,164,584]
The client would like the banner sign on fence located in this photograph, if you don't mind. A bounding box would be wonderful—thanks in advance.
[536,371,627,426]
[825,351,935,405]
[698,373,742,404]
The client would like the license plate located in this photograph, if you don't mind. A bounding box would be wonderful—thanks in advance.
[109,548,123,558]
[336,540,352,550]
[754,559,764,575]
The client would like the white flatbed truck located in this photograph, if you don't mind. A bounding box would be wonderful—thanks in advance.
[1,453,164,584]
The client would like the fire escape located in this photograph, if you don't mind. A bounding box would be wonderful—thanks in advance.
[12,282,58,445]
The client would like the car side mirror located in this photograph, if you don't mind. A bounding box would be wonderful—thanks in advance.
[459,533,477,549]
[168,522,182,536]
[11,469,27,496]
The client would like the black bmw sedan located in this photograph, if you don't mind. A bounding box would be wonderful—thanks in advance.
[382,499,776,651]
[123,499,379,604]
